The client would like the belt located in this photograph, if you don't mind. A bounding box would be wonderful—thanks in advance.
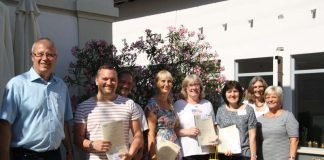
[11,147,60,159]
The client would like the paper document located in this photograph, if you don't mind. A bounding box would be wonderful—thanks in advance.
[194,115,218,146]
[102,121,128,160]
[217,125,241,154]
[157,139,180,160]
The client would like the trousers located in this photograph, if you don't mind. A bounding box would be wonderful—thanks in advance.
[10,147,61,160]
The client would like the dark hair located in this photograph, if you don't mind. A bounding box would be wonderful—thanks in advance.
[96,64,116,77]
[221,80,244,105]
[118,70,133,80]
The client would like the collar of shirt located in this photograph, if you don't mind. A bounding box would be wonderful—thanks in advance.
[28,67,57,84]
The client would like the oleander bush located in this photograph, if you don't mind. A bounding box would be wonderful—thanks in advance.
[65,25,225,110]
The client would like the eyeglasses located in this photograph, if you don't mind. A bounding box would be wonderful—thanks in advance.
[188,83,200,87]
[33,52,57,59]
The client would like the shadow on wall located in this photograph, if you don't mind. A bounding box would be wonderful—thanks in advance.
[115,0,226,21]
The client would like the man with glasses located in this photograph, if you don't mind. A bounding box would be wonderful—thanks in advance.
[0,37,74,160]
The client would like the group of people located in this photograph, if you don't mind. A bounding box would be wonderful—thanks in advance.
[216,78,299,160]
[0,37,299,160]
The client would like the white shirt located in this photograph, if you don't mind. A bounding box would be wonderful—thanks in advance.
[174,99,216,157]
[249,102,269,117]
[129,103,148,143]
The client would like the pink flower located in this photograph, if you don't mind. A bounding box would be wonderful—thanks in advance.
[71,46,78,56]
[188,31,195,37]
[192,66,202,75]
[167,26,176,32]
[215,88,222,93]
[179,26,188,36]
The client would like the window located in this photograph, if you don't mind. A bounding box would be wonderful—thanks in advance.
[235,57,273,89]
[293,52,324,147]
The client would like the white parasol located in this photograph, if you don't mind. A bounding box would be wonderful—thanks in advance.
[13,0,41,74]
[0,2,14,107]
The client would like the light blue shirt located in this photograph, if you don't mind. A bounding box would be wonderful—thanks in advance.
[0,67,73,152]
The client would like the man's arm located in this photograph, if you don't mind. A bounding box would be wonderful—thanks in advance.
[74,123,91,152]
[62,122,74,160]
[0,120,11,160]
[74,123,111,153]
[125,119,143,160]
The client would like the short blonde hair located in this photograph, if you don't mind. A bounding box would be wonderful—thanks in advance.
[264,86,283,105]
[180,74,205,100]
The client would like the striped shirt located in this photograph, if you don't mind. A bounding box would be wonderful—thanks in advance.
[74,95,140,160]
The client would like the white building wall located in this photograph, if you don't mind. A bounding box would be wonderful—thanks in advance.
[1,0,79,78]
[113,0,324,109]
[38,11,79,78]
[1,0,118,79]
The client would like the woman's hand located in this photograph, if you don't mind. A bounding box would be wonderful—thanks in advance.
[224,150,233,157]
[186,127,200,137]
[119,152,132,160]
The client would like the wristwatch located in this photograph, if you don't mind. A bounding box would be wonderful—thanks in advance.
[89,141,94,150]
[251,153,257,159]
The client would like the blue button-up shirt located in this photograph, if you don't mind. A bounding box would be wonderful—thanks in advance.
[0,68,73,152]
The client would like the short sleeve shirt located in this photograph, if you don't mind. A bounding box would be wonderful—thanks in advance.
[74,96,140,160]
[0,68,73,151]
[216,104,257,157]
[174,99,216,157]
[257,110,299,160]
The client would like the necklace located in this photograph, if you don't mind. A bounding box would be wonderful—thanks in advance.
[256,102,264,108]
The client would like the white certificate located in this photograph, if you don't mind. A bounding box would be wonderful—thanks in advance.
[102,121,128,160]
[157,139,180,160]
[217,125,241,154]
[194,115,218,146]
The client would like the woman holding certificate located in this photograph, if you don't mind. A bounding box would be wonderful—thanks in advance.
[174,74,217,160]
[257,86,299,160]
[146,70,181,160]
[216,80,257,160]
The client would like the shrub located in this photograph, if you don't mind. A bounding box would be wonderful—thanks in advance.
[65,26,225,110]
